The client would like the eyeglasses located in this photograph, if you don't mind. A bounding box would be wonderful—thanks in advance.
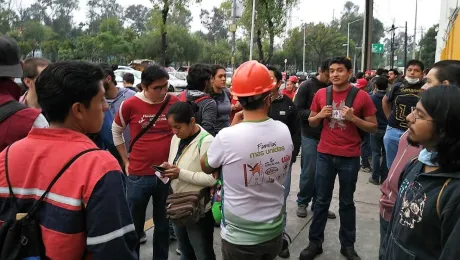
[410,107,433,122]
[151,84,169,92]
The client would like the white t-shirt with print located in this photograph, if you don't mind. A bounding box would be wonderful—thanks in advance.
[206,118,293,246]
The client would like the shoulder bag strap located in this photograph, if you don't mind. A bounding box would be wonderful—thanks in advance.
[26,148,101,218]
[437,178,452,219]
[0,100,27,124]
[345,87,360,108]
[129,94,171,153]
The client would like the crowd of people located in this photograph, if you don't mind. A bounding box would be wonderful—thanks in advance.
[1,33,460,260]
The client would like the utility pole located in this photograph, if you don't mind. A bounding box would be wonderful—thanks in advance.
[249,0,256,60]
[404,21,408,71]
[231,0,237,72]
[419,26,424,60]
[362,0,373,72]
[302,23,306,72]
[347,19,361,58]
[412,0,418,59]
[389,24,396,68]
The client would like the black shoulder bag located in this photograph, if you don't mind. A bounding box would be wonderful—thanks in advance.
[128,95,171,153]
[0,146,100,260]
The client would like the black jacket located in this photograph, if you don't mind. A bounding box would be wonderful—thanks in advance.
[294,77,328,140]
[184,89,218,136]
[383,160,460,260]
[269,95,301,163]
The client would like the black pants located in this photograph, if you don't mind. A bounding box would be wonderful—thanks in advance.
[221,235,282,260]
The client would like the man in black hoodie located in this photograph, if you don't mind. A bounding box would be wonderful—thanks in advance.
[294,59,336,219]
[382,86,460,260]
[267,66,301,258]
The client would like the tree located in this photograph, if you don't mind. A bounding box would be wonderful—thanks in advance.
[305,23,348,68]
[200,7,228,43]
[419,24,438,68]
[125,4,150,34]
[240,0,299,64]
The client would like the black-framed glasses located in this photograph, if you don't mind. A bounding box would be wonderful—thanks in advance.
[410,106,433,122]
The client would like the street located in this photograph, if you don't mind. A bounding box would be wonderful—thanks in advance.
[140,157,381,260]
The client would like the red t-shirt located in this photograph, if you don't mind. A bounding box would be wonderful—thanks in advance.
[310,86,376,157]
[114,94,179,175]
[281,89,296,100]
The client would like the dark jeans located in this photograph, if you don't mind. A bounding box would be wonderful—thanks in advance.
[379,215,389,260]
[126,175,169,260]
[361,133,371,168]
[309,152,360,248]
[297,136,319,207]
[221,235,282,260]
[173,210,216,260]
[370,131,388,182]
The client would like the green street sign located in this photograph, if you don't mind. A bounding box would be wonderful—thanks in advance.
[372,43,384,53]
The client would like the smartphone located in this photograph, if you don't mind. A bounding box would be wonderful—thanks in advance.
[151,165,167,173]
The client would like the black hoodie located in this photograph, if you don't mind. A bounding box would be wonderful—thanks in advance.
[382,160,460,260]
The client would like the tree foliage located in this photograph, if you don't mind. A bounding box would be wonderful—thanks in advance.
[419,24,438,68]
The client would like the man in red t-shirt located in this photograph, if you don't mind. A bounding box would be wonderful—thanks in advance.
[112,65,179,259]
[299,57,377,260]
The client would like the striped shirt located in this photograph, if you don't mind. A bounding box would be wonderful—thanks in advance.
[0,128,137,259]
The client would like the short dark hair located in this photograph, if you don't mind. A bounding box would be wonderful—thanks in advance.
[100,63,118,85]
[238,92,270,111]
[167,101,198,124]
[186,64,211,91]
[319,59,330,73]
[389,69,400,76]
[266,65,282,83]
[141,65,169,87]
[406,59,425,72]
[123,73,135,84]
[35,61,104,123]
[329,57,352,71]
[356,72,364,79]
[374,76,389,91]
[211,64,225,78]
[432,60,460,87]
[420,86,460,172]
[22,57,50,79]
[349,76,357,84]
[376,68,386,76]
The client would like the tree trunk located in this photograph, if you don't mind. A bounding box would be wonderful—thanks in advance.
[161,0,170,67]
[263,0,274,64]
[256,28,264,63]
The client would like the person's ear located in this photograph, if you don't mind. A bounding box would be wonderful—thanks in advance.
[23,78,33,89]
[442,80,450,86]
[70,102,86,121]
[190,117,196,125]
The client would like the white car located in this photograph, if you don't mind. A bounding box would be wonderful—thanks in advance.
[117,65,135,71]
[168,74,187,92]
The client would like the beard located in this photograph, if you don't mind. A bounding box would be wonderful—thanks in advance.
[407,135,421,148]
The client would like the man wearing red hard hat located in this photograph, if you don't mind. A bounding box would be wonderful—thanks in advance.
[201,60,294,260]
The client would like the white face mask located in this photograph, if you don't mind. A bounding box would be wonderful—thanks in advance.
[405,76,420,84]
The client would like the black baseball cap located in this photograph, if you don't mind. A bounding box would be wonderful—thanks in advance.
[0,35,22,78]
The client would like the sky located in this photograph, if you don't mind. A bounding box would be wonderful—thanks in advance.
[14,0,440,41]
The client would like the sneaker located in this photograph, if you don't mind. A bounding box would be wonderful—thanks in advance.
[297,205,308,218]
[176,248,181,255]
[327,210,337,219]
[139,232,147,244]
[361,166,372,173]
[278,233,292,258]
[299,243,323,260]
[340,247,361,260]
[368,176,380,186]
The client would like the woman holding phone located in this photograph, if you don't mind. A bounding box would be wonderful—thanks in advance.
[160,101,217,260]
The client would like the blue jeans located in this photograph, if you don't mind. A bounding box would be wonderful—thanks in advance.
[126,175,169,260]
[173,210,216,260]
[361,133,371,168]
[379,215,389,260]
[283,165,292,232]
[371,131,388,182]
[297,136,319,207]
[383,126,405,169]
[309,152,360,248]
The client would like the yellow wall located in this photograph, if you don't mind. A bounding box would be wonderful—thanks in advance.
[441,15,460,60]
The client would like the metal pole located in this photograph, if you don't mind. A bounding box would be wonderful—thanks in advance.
[390,24,395,68]
[404,21,408,71]
[412,0,418,59]
[362,0,373,72]
[232,0,236,71]
[249,0,256,60]
[347,23,350,58]
[302,24,306,72]
[353,48,357,74]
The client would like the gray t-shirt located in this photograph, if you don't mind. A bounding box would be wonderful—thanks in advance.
[214,88,231,134]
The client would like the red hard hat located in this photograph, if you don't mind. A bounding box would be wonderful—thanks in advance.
[231,61,276,97]
[288,76,298,83]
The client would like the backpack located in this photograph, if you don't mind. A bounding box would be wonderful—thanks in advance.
[0,100,27,124]
[0,146,100,260]
[178,91,211,104]
[326,86,365,139]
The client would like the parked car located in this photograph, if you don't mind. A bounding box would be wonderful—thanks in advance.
[168,74,187,92]
[295,71,309,81]
[115,69,176,92]
[177,66,190,72]
[226,71,232,86]
[117,65,135,71]
[169,72,187,81]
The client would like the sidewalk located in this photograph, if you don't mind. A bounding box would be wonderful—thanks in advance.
[140,160,381,260]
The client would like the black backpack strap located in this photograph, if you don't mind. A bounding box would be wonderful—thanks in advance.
[326,86,333,106]
[128,94,171,153]
[25,148,101,218]
[0,100,27,123]
[345,87,360,108]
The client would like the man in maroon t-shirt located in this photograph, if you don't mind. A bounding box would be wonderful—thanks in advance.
[299,57,377,260]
